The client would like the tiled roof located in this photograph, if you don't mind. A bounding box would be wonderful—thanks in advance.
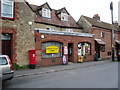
[30,4,81,28]
[82,15,119,31]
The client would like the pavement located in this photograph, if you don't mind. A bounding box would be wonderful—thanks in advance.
[14,59,115,78]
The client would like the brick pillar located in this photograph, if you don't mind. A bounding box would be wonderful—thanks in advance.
[73,43,78,63]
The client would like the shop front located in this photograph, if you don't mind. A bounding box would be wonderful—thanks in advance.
[78,42,91,62]
[35,30,94,67]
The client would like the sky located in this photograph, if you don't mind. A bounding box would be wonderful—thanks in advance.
[26,0,119,24]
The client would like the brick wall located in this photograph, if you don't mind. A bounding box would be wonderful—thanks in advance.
[35,32,95,67]
[0,27,17,63]
[92,27,112,59]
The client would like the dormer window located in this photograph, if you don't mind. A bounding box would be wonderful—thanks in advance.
[61,13,68,21]
[1,0,14,19]
[42,8,51,19]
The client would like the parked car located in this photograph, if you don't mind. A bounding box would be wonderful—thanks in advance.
[117,52,120,61]
[0,55,14,81]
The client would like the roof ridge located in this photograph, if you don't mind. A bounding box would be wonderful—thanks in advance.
[82,15,118,30]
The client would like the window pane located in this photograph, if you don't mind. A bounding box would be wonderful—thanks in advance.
[42,42,62,58]
[61,13,68,21]
[3,4,12,13]
[78,42,91,55]
[1,13,12,18]
[1,0,14,18]
[0,57,8,65]
[42,8,51,18]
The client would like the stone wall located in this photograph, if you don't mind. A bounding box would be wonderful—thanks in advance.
[15,2,35,66]
[34,23,82,33]
[1,2,35,66]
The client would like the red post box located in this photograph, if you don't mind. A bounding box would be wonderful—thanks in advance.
[29,50,36,69]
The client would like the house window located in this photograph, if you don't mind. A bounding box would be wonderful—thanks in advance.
[101,32,105,38]
[78,42,91,56]
[42,41,63,58]
[101,45,105,52]
[46,27,54,31]
[61,13,68,21]
[66,29,73,32]
[42,8,51,18]
[1,0,14,19]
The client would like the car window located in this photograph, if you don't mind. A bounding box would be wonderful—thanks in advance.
[0,57,8,65]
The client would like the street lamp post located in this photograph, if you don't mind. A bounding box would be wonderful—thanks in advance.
[110,2,115,61]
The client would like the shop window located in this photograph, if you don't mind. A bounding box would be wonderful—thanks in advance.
[42,41,62,58]
[1,0,14,19]
[78,42,91,56]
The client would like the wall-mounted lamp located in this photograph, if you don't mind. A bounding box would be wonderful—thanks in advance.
[41,35,45,39]
[28,21,33,26]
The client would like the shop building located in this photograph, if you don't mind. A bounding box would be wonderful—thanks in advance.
[1,0,95,67]
[1,0,120,67]
[30,3,95,66]
[78,14,120,60]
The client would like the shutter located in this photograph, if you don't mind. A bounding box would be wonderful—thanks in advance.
[1,0,14,18]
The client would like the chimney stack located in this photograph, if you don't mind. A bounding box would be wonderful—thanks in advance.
[93,14,100,21]
[113,21,118,26]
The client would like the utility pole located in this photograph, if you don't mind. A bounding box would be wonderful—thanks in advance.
[110,2,115,61]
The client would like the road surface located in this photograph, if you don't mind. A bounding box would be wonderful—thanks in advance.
[3,62,118,88]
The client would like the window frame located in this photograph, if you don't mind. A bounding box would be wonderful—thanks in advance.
[61,13,68,21]
[1,0,14,20]
[41,41,63,59]
[42,8,51,19]
[101,45,105,52]
[78,42,91,56]
[46,27,55,31]
[101,31,105,38]
[66,29,73,32]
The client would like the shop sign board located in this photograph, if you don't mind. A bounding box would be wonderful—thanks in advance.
[46,46,59,54]
[64,46,68,55]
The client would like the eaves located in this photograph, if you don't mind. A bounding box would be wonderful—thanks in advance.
[35,21,82,29]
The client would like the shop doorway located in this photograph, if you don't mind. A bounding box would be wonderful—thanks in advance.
[2,33,12,60]
[116,42,120,56]
[68,43,73,62]
[95,41,100,58]
[95,39,105,59]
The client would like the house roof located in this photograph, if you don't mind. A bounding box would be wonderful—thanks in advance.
[37,2,52,11]
[30,3,81,28]
[56,7,70,15]
[82,15,119,31]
